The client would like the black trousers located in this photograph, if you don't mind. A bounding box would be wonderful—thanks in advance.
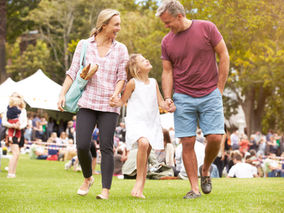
[76,108,118,189]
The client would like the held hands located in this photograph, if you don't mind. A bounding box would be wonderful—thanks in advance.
[161,98,176,113]
[109,94,122,107]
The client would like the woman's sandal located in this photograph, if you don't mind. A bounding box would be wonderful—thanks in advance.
[77,176,94,196]
[96,194,108,200]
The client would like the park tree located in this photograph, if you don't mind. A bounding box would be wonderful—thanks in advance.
[6,39,54,81]
[118,9,166,85]
[0,0,40,83]
[181,0,284,135]
[0,0,7,83]
[24,0,139,83]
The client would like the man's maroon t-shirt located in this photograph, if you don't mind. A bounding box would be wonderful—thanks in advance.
[161,20,222,97]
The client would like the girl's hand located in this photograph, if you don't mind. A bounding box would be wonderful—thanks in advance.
[57,95,65,112]
[109,95,121,107]
[168,102,176,112]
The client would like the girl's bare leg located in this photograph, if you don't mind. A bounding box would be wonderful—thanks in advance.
[131,137,150,198]
[140,146,151,198]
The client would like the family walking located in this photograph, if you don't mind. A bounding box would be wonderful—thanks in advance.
[58,0,229,200]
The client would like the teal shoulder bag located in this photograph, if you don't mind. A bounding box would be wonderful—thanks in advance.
[63,40,88,113]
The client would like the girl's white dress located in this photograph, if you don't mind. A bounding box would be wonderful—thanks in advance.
[125,78,163,150]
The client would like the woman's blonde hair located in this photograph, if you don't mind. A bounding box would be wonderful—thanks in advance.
[9,92,26,109]
[90,9,120,37]
[126,54,142,81]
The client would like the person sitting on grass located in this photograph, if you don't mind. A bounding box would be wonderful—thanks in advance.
[46,133,59,161]
[65,156,81,172]
[29,142,48,160]
[113,146,127,176]
[155,128,175,168]
[227,153,258,178]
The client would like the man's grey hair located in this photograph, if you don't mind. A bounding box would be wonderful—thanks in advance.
[155,0,185,17]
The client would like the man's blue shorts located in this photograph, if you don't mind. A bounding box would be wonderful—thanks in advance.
[173,88,225,138]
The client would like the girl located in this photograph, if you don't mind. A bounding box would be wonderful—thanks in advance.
[6,95,22,143]
[110,54,175,198]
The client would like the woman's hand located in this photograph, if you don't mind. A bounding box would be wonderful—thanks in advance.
[57,95,65,112]
[109,95,121,107]
[13,122,21,130]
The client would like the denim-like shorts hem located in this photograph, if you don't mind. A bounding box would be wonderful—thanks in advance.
[203,130,225,136]
[175,133,196,138]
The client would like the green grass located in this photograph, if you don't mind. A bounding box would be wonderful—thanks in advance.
[0,155,283,213]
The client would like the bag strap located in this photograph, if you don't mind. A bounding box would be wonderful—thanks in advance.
[79,39,88,69]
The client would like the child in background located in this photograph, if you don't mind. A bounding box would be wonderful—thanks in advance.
[6,95,23,143]
[110,54,175,198]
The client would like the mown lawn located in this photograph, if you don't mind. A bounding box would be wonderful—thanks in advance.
[0,154,283,213]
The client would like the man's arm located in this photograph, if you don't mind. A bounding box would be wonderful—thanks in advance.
[162,60,177,112]
[214,39,230,95]
[162,60,174,100]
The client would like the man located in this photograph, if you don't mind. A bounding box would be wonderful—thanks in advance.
[156,0,229,199]
[227,153,258,178]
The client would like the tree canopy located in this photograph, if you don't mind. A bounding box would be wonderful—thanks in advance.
[3,0,284,134]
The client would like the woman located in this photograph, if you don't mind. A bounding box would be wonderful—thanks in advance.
[2,92,27,178]
[58,9,128,199]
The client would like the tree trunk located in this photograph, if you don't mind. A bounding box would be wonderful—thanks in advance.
[241,85,268,137]
[0,0,7,83]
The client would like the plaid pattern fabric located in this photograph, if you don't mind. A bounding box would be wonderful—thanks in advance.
[66,37,129,114]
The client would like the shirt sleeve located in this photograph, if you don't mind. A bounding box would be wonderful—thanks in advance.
[251,165,257,176]
[161,38,170,61]
[228,165,236,177]
[2,109,13,128]
[208,21,223,47]
[19,109,27,129]
[116,44,129,83]
[66,39,84,81]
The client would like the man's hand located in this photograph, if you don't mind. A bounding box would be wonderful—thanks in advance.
[164,98,176,112]
[168,102,176,112]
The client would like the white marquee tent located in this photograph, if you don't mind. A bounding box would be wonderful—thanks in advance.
[15,69,62,111]
[0,69,62,113]
[0,77,18,113]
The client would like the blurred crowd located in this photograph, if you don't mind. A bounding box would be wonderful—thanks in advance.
[1,113,283,179]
